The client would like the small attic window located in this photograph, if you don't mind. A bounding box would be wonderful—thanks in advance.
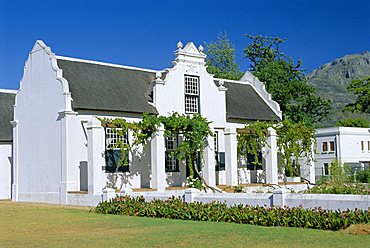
[184,75,199,113]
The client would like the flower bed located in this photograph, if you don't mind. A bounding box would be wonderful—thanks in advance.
[93,196,370,231]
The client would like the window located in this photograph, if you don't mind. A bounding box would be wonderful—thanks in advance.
[246,153,263,170]
[324,163,329,175]
[214,131,218,153]
[322,142,328,152]
[361,141,365,152]
[105,128,129,173]
[368,141,370,152]
[165,135,179,172]
[184,75,199,113]
[329,141,335,152]
[214,131,225,171]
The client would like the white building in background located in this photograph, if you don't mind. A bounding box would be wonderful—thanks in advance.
[0,89,16,199]
[11,40,290,205]
[314,127,370,177]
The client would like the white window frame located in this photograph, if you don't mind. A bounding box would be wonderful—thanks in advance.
[165,135,178,172]
[184,75,199,114]
[105,127,128,150]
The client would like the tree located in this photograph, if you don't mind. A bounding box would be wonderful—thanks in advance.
[244,35,332,126]
[204,32,244,80]
[345,77,370,114]
[335,118,369,128]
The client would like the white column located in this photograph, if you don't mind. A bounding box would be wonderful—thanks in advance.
[10,120,18,201]
[151,125,166,192]
[225,127,238,186]
[302,140,315,184]
[265,127,278,185]
[87,118,106,195]
[59,110,77,204]
[202,131,216,187]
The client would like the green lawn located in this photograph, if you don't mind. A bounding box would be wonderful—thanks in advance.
[0,201,368,248]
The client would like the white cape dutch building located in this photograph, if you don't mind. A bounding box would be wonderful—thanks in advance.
[11,40,285,205]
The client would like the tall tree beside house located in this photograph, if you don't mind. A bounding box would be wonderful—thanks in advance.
[344,77,370,114]
[244,35,332,126]
[204,32,244,80]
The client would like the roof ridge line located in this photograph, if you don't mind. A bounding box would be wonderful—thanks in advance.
[55,55,158,73]
[0,89,17,94]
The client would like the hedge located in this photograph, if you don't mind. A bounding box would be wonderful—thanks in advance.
[93,196,370,231]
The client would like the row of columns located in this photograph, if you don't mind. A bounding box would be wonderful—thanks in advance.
[86,118,281,194]
[148,125,280,190]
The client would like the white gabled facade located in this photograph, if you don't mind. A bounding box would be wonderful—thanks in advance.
[314,127,370,177]
[12,40,284,205]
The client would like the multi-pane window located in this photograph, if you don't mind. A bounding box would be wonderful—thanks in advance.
[329,141,335,152]
[214,131,218,153]
[105,128,129,173]
[324,163,329,175]
[105,128,128,149]
[322,142,328,152]
[184,75,199,113]
[165,135,178,172]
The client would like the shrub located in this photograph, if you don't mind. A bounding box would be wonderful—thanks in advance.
[353,168,370,183]
[93,195,370,231]
[186,177,204,190]
[305,183,370,195]
[233,186,244,193]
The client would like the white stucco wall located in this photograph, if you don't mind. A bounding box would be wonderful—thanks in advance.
[0,143,12,199]
[154,43,227,128]
[15,41,68,194]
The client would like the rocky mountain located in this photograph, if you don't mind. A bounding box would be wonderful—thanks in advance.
[307,51,370,127]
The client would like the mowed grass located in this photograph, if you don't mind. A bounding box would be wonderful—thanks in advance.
[0,201,369,248]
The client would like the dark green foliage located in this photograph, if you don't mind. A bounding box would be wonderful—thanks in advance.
[237,121,270,168]
[205,32,244,80]
[353,168,370,183]
[345,77,370,114]
[94,196,370,231]
[244,35,332,126]
[335,118,369,128]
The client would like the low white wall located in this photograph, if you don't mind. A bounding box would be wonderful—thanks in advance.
[16,189,370,211]
[0,143,12,199]
[285,194,370,211]
[68,194,102,207]
[194,192,272,207]
[129,191,185,202]
[18,192,60,204]
[118,190,369,211]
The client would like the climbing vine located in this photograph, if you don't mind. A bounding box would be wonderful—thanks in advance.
[99,112,216,191]
[237,121,271,168]
[276,120,315,177]
[237,119,315,179]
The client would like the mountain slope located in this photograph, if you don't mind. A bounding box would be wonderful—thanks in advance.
[307,51,370,127]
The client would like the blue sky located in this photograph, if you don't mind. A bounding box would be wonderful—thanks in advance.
[0,0,369,90]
